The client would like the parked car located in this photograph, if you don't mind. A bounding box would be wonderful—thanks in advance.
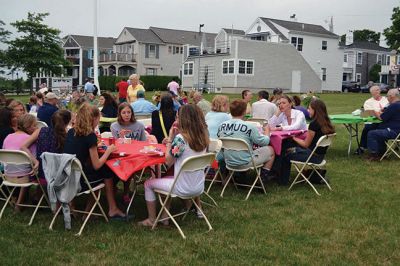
[361,83,390,93]
[342,81,361,93]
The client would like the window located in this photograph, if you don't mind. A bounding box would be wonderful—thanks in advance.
[321,68,327,81]
[183,62,194,76]
[386,55,390,65]
[87,67,94,78]
[146,68,157,76]
[291,37,303,51]
[356,73,361,83]
[357,52,363,65]
[322,40,327,50]
[168,46,172,54]
[222,60,235,74]
[149,44,156,57]
[238,60,254,75]
[189,47,199,56]
[88,49,94,59]
[180,47,183,54]
[397,55,400,65]
[377,54,382,64]
[175,46,180,54]
[344,54,348,63]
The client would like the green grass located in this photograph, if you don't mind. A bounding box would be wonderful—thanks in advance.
[1,93,400,265]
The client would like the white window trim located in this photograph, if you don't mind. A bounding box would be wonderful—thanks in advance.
[357,52,363,65]
[397,55,400,65]
[321,40,328,51]
[222,59,235,75]
[237,59,255,76]
[321,68,327,82]
[183,62,194,76]
[88,67,94,78]
[356,73,361,83]
[291,36,303,52]
[344,54,348,63]
[377,54,382,64]
[148,44,156,58]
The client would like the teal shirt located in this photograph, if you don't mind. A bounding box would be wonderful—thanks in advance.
[217,119,270,166]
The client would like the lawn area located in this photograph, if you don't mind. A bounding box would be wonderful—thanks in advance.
[1,92,400,265]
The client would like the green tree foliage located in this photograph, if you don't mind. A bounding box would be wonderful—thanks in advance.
[369,64,381,83]
[5,12,70,79]
[341,29,381,45]
[383,7,400,50]
[0,20,11,73]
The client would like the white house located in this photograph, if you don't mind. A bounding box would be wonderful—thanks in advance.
[246,17,343,91]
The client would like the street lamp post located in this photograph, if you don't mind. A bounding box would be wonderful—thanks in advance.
[197,24,204,91]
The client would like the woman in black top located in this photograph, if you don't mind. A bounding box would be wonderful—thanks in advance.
[151,93,176,143]
[0,107,15,148]
[99,92,118,118]
[63,103,126,219]
[280,99,335,184]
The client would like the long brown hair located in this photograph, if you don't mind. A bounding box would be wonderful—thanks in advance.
[117,102,136,125]
[75,103,100,136]
[309,99,335,134]
[52,110,72,152]
[178,104,209,152]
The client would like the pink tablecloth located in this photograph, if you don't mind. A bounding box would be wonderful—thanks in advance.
[100,139,166,181]
[270,130,307,155]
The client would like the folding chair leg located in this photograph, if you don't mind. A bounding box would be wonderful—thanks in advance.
[206,169,220,193]
[76,190,107,236]
[28,194,45,226]
[201,192,218,207]
[244,169,263,201]
[0,187,16,219]
[192,199,213,232]
[220,171,234,198]
[126,179,137,217]
[289,165,321,196]
[49,205,63,230]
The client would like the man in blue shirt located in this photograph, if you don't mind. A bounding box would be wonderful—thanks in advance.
[131,90,156,115]
[367,89,400,160]
[37,92,59,127]
[84,79,95,94]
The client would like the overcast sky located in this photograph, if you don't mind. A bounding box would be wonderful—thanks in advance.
[1,0,399,42]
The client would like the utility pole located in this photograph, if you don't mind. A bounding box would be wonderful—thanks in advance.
[93,0,100,94]
[197,24,204,91]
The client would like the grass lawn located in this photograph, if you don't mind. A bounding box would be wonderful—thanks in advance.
[1,92,400,265]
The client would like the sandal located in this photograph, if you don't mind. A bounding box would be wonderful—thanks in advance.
[138,219,154,227]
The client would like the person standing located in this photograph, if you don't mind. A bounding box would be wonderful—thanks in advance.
[116,79,129,103]
[84,79,95,94]
[167,78,180,96]
[127,74,145,103]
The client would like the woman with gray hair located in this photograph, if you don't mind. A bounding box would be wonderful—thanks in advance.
[126,74,145,103]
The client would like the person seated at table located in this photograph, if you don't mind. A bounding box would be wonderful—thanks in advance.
[241,89,253,115]
[270,88,283,105]
[63,103,126,219]
[131,90,157,116]
[280,99,335,185]
[110,102,146,141]
[2,114,38,212]
[217,99,275,181]
[205,95,231,139]
[366,88,400,161]
[268,95,307,131]
[21,110,72,185]
[8,100,26,131]
[151,93,176,143]
[357,85,389,154]
[98,92,118,118]
[138,104,209,227]
[251,90,277,120]
[292,95,310,120]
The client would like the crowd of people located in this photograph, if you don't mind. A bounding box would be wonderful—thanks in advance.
[1,77,399,228]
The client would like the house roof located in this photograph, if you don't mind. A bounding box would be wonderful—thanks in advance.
[340,41,392,52]
[150,27,217,47]
[259,17,338,39]
[65,35,116,48]
[124,28,164,44]
[222,28,245,35]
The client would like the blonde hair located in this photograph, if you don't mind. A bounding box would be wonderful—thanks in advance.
[211,95,229,112]
[178,105,209,152]
[17,114,37,133]
[8,100,27,114]
[129,74,140,81]
[74,103,100,136]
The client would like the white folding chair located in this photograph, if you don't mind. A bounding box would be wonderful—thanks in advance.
[288,134,336,196]
[49,158,108,236]
[219,137,267,200]
[152,153,215,239]
[380,132,400,161]
[36,121,48,128]
[100,131,113,138]
[0,150,50,225]
[138,118,152,127]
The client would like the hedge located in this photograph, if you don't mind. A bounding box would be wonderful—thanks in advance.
[99,75,181,92]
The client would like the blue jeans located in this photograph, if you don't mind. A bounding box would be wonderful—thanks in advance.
[360,123,379,149]
[367,128,398,155]
[280,147,324,185]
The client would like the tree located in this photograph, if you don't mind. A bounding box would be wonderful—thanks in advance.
[369,64,381,83]
[383,7,400,50]
[340,29,381,45]
[5,13,70,88]
[0,20,11,74]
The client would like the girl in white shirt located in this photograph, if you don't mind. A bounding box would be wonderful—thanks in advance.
[268,95,307,131]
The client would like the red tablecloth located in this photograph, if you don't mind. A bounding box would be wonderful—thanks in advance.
[101,139,166,181]
[270,130,307,155]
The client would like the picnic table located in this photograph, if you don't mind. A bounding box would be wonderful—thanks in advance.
[330,114,381,156]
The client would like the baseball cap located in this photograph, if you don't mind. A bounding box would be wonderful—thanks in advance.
[45,92,59,100]
[137,90,145,98]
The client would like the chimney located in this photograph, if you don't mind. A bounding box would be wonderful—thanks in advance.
[329,16,334,33]
[346,30,353,45]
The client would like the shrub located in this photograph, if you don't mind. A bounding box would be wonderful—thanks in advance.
[98,75,181,92]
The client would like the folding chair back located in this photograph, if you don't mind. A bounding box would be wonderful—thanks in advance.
[100,131,113,138]
[0,149,49,225]
[152,152,215,239]
[138,118,152,127]
[289,133,336,195]
[218,137,266,200]
[380,132,400,161]
[36,121,48,129]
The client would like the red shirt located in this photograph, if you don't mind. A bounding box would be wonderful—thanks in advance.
[116,81,129,99]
